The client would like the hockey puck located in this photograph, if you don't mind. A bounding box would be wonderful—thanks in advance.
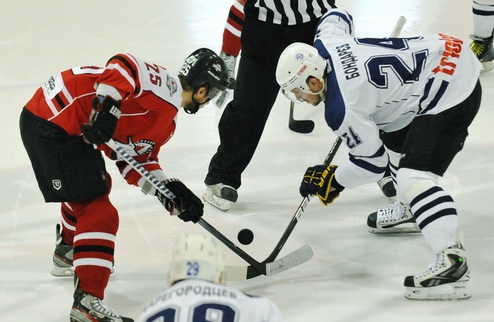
[237,228,254,245]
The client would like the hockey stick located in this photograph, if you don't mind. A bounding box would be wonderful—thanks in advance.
[239,136,343,279]
[390,16,407,38]
[288,101,315,134]
[236,15,408,279]
[105,139,313,278]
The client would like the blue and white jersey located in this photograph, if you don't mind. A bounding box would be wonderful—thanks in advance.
[139,279,287,322]
[313,9,481,188]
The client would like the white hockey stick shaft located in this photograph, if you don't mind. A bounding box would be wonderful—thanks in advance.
[390,16,407,37]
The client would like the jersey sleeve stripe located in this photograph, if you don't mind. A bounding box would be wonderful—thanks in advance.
[349,155,387,174]
[418,79,449,114]
[107,55,138,79]
[106,54,141,95]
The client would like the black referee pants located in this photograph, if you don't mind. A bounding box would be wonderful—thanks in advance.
[205,16,319,189]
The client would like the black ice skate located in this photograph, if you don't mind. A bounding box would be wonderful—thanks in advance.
[70,289,134,322]
[470,34,494,72]
[51,223,74,277]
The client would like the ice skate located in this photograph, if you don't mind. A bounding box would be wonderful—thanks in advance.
[377,175,396,198]
[367,201,420,234]
[51,223,74,277]
[202,183,238,211]
[470,34,494,72]
[51,224,114,276]
[404,245,471,300]
[70,289,134,322]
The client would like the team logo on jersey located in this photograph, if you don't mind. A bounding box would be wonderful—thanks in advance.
[115,137,156,158]
[166,75,177,95]
[45,76,57,91]
[52,179,62,190]
[295,53,304,61]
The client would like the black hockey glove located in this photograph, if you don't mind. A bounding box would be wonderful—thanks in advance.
[156,178,204,223]
[82,95,121,145]
[300,164,345,205]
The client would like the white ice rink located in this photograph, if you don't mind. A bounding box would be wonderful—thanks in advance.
[2,0,494,321]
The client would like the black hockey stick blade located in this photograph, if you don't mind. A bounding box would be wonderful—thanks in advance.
[289,101,315,134]
[198,218,313,278]
[240,137,343,280]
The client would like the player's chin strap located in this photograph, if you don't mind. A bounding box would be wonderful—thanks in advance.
[184,100,200,114]
[105,138,313,279]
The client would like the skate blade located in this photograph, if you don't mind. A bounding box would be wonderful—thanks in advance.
[368,224,420,234]
[51,266,114,277]
[481,60,494,73]
[51,265,74,277]
[70,307,134,322]
[404,282,471,300]
[202,190,231,211]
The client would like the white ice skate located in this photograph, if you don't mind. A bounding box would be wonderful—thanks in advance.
[404,245,471,300]
[202,183,238,211]
[367,201,420,234]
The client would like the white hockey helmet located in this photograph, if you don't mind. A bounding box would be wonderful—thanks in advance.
[276,42,328,102]
[167,234,225,285]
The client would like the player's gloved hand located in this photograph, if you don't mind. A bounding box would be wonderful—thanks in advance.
[82,95,121,145]
[215,52,236,108]
[300,164,345,205]
[157,178,204,223]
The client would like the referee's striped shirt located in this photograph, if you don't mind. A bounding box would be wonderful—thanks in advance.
[247,0,336,25]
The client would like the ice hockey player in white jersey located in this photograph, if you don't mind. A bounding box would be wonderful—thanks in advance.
[275,9,482,300]
[138,234,287,322]
[470,0,494,71]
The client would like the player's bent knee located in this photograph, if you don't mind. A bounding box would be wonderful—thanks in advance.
[396,168,439,204]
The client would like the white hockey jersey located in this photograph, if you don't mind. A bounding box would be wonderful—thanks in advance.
[314,9,482,188]
[138,279,287,322]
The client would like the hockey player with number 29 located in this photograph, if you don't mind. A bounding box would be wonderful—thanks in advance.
[276,9,482,300]
[19,49,230,321]
[139,234,287,322]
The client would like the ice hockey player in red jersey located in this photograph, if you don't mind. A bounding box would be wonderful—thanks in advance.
[276,9,481,300]
[220,0,245,79]
[138,234,287,322]
[19,48,230,322]
[214,0,246,108]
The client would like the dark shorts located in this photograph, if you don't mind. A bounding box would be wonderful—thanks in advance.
[381,80,482,176]
[19,108,109,202]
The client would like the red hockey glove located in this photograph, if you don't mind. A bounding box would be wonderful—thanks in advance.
[156,179,204,223]
[82,96,121,145]
[300,164,345,205]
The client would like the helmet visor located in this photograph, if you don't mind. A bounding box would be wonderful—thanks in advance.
[281,88,313,104]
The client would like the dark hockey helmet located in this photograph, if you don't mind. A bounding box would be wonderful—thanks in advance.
[179,48,231,109]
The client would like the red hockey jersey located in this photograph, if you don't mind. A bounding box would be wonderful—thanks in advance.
[25,53,182,187]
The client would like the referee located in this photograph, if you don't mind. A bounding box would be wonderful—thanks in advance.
[204,0,337,211]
